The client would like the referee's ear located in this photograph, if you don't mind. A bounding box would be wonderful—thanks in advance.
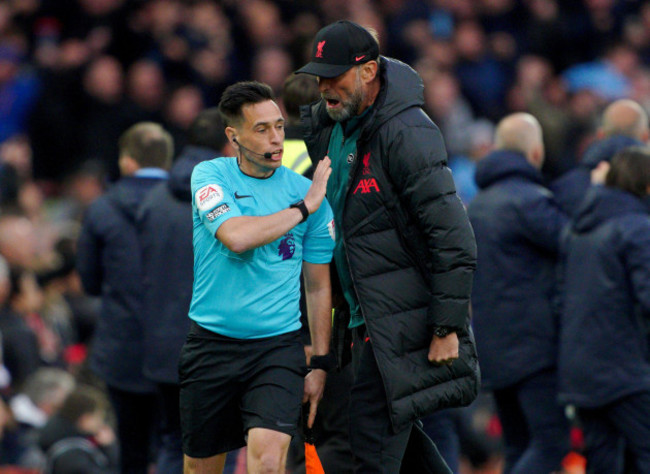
[225,127,239,151]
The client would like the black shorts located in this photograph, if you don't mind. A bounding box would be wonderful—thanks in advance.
[179,321,307,458]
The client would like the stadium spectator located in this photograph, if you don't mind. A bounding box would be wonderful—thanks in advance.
[468,113,570,474]
[551,99,649,216]
[558,146,650,473]
[76,122,173,474]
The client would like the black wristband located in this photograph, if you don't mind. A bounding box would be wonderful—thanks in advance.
[308,353,337,372]
[290,199,309,223]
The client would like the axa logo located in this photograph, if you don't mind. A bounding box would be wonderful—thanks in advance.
[362,152,371,175]
[316,41,326,58]
[353,178,380,194]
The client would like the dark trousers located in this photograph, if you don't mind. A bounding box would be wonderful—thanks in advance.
[493,368,570,474]
[579,391,650,474]
[157,383,183,474]
[107,385,159,474]
[349,328,451,473]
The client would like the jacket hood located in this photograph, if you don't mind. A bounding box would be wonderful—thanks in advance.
[474,150,543,189]
[168,146,220,201]
[38,414,89,451]
[107,175,166,222]
[580,135,643,169]
[572,185,648,233]
[364,57,425,136]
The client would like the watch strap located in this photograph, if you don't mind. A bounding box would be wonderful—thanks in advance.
[308,353,337,372]
[290,199,309,223]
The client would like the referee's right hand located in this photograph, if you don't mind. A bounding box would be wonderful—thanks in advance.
[304,156,332,215]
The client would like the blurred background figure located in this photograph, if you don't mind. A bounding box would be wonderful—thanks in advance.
[468,113,570,474]
[38,383,119,474]
[76,122,173,474]
[6,368,75,468]
[558,146,650,474]
[551,99,649,216]
[281,73,319,176]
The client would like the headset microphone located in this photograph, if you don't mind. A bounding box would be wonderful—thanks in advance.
[233,138,273,160]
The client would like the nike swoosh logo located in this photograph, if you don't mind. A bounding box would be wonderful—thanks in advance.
[355,55,365,61]
[234,192,253,199]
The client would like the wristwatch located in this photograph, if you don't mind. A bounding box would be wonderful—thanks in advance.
[290,199,309,223]
[433,326,454,338]
[308,353,337,372]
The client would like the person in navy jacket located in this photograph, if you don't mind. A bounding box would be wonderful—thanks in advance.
[558,146,650,473]
[137,109,228,474]
[551,99,648,216]
[468,113,570,474]
[77,122,173,474]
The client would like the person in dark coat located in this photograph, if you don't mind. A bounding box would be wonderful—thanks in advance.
[558,146,650,473]
[550,99,648,216]
[137,108,228,474]
[76,122,173,474]
[0,264,41,391]
[468,113,570,474]
[298,21,478,473]
[39,384,119,474]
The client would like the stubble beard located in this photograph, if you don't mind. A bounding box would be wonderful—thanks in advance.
[325,72,365,122]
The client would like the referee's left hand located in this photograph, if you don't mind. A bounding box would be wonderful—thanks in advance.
[303,369,327,428]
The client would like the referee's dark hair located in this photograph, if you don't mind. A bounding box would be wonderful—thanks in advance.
[218,81,275,127]
[187,108,227,152]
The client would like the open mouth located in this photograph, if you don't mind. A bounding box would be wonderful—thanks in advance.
[325,98,340,108]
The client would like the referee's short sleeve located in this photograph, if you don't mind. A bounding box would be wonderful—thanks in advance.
[302,198,335,264]
[191,161,241,236]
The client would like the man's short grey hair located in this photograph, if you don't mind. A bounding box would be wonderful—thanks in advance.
[21,368,76,406]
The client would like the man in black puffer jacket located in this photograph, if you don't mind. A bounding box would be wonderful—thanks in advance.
[137,109,228,474]
[297,21,478,473]
[77,122,173,474]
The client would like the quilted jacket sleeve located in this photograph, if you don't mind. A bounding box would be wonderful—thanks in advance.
[386,119,477,329]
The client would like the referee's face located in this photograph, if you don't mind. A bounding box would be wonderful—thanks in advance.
[234,100,285,178]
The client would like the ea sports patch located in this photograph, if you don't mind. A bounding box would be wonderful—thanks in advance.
[328,219,335,240]
[195,184,223,211]
[206,203,230,221]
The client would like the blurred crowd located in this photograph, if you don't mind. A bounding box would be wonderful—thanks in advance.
[0,0,649,472]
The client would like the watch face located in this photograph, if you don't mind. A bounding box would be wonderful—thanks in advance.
[434,327,450,338]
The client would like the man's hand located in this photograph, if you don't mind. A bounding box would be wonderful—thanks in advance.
[591,160,610,185]
[304,156,332,214]
[303,369,327,428]
[428,332,459,366]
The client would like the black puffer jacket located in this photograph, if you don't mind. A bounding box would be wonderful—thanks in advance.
[302,57,479,432]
